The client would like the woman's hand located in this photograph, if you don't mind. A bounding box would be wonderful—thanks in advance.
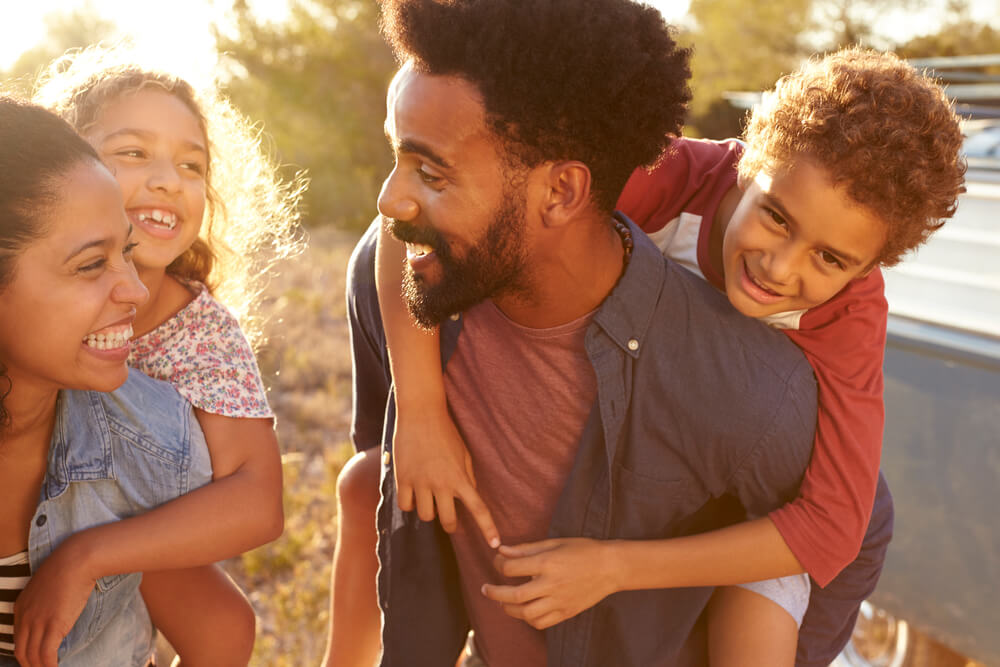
[481,538,622,629]
[14,535,97,667]
[393,405,500,548]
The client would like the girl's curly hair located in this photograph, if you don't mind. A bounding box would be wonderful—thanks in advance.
[740,46,967,267]
[33,44,306,347]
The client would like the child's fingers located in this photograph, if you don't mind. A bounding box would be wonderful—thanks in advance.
[498,539,561,558]
[481,580,545,606]
[396,483,416,512]
[414,486,437,522]
[435,492,459,532]
[459,485,500,548]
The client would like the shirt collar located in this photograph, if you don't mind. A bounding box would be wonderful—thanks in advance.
[592,212,665,358]
[46,388,115,495]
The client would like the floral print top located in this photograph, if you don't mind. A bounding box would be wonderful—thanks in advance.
[128,284,273,418]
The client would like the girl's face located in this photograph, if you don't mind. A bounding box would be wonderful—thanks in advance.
[0,161,148,395]
[84,88,208,275]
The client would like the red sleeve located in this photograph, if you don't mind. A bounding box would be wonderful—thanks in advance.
[617,138,742,234]
[769,269,887,587]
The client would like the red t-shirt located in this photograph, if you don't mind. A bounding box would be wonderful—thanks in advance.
[445,300,598,667]
[617,137,886,587]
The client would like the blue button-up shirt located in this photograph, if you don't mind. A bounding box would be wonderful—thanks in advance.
[347,214,888,666]
[1,369,212,667]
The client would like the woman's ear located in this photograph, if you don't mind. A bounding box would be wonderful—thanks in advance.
[538,161,592,228]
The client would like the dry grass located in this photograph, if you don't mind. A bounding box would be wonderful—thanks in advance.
[226,225,362,666]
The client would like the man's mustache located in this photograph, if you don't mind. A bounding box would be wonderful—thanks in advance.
[383,216,445,252]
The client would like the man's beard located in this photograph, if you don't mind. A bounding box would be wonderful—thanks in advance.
[385,186,530,329]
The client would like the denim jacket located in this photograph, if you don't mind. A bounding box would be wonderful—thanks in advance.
[0,369,211,667]
[348,215,850,666]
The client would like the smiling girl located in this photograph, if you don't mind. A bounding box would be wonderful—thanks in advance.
[27,46,304,665]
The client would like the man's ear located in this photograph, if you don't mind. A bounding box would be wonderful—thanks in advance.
[538,161,592,228]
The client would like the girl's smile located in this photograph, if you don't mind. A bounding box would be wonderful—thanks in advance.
[85,89,208,275]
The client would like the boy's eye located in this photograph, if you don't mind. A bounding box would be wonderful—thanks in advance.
[819,250,844,269]
[765,208,788,228]
[116,149,145,159]
[123,241,139,259]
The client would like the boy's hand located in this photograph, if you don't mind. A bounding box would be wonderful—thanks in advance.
[482,539,621,629]
[14,535,97,667]
[393,406,501,548]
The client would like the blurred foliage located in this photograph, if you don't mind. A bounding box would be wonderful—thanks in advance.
[216,0,396,229]
[0,4,116,96]
[4,0,1000,221]
[897,0,1000,58]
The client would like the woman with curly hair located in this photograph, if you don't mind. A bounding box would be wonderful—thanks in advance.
[21,45,306,665]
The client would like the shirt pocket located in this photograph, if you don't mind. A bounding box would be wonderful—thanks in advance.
[74,572,141,649]
[611,463,703,538]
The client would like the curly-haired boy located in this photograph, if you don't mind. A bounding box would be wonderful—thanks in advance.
[617,46,965,664]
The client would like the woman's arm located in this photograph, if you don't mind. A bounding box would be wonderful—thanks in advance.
[375,222,499,546]
[482,516,803,630]
[13,415,283,666]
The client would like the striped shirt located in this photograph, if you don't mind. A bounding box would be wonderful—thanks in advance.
[0,550,29,657]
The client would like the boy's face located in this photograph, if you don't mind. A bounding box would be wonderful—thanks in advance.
[721,158,886,319]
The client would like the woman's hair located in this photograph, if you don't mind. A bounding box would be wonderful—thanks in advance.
[0,96,103,427]
[33,44,306,346]
[740,46,967,267]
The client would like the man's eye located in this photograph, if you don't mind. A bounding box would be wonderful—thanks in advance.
[116,149,145,159]
[417,166,442,184]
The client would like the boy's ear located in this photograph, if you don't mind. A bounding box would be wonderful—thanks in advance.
[858,263,879,277]
[736,170,753,192]
[538,161,592,228]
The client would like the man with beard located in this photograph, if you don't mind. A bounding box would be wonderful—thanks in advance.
[334,1,890,666]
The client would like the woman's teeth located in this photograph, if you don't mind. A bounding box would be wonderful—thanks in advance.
[137,210,177,230]
[83,325,134,350]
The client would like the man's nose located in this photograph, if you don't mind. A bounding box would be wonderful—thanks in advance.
[377,166,419,222]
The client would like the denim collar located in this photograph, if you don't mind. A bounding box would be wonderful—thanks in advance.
[45,388,115,498]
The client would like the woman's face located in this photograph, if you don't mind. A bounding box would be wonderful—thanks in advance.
[84,89,208,275]
[0,160,148,395]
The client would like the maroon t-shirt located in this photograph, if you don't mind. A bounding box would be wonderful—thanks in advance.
[445,300,597,667]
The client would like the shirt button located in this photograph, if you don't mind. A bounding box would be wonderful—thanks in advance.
[449,313,460,321]
[35,514,47,527]
[382,451,391,466]
[627,338,639,351]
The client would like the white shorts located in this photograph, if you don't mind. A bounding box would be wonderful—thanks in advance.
[736,573,812,627]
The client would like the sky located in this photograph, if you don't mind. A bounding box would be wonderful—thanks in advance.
[1,0,998,71]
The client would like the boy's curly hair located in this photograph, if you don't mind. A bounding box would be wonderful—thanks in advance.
[380,0,692,212]
[33,45,306,347]
[740,46,966,267]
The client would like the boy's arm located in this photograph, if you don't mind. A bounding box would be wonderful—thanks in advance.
[14,414,283,663]
[770,270,887,586]
[482,517,803,629]
[375,222,499,546]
